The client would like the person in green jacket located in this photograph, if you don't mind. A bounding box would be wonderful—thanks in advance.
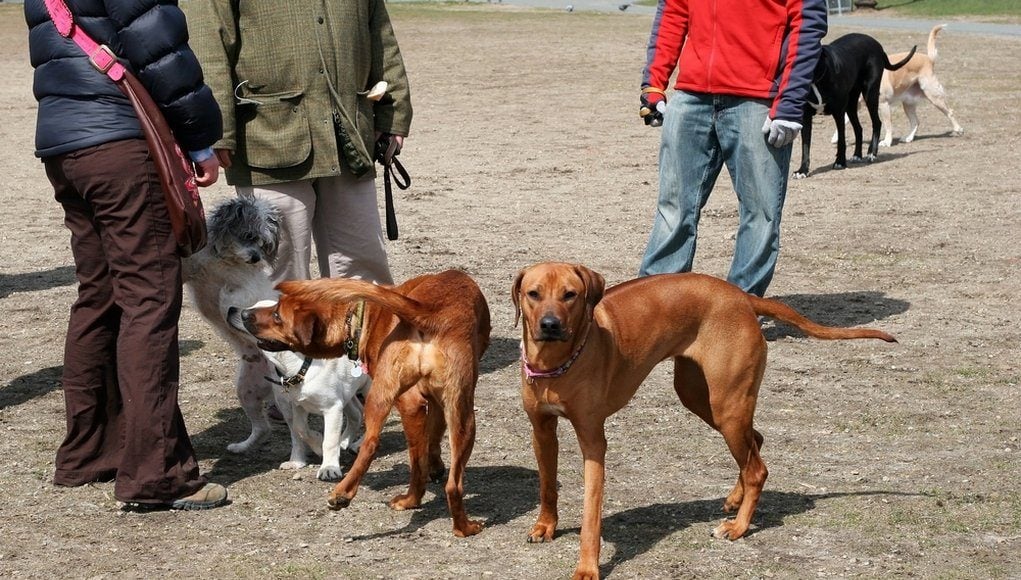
[188,0,413,286]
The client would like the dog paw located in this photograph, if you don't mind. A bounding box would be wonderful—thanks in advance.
[317,465,344,481]
[571,567,599,580]
[526,522,556,543]
[792,171,809,180]
[711,519,748,541]
[453,519,484,538]
[879,140,893,147]
[227,441,258,454]
[388,492,422,511]
[279,460,309,470]
[864,154,877,163]
[832,162,846,170]
[327,493,352,510]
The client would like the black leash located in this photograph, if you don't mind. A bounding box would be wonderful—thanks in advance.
[375,135,411,241]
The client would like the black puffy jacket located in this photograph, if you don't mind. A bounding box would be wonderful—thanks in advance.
[25,0,222,158]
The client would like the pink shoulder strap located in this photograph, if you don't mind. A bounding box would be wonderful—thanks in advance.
[43,0,127,81]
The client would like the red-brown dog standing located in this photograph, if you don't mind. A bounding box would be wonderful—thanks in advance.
[513,262,896,579]
[242,270,491,537]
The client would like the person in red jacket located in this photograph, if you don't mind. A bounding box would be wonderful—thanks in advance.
[638,0,827,297]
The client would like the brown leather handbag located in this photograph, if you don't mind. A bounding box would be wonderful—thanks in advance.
[44,0,207,256]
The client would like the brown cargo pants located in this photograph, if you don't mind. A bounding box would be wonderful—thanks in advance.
[44,139,206,504]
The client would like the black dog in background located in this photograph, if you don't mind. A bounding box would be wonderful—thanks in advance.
[795,33,916,178]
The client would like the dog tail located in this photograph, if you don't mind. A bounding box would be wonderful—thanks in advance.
[885,45,917,71]
[928,23,946,62]
[277,278,439,332]
[748,296,897,343]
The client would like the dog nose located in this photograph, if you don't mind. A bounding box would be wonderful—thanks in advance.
[539,315,563,336]
[247,252,262,264]
[240,308,252,323]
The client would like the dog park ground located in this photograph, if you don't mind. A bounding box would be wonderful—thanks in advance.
[1,4,1019,578]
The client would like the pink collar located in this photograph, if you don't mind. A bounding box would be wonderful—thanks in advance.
[521,320,592,382]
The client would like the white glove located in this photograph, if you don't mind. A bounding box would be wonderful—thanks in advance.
[761,118,802,148]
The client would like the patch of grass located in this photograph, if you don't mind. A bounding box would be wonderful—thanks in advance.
[877,0,1021,18]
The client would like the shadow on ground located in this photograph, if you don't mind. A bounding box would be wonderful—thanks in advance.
[0,266,75,299]
[1,365,62,411]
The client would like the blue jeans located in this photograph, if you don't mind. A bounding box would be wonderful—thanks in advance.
[638,91,792,297]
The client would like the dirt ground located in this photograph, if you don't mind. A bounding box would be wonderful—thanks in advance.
[1,4,1019,579]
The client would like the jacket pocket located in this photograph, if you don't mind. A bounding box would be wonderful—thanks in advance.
[240,90,311,169]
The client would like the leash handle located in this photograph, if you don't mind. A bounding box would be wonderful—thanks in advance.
[376,136,410,241]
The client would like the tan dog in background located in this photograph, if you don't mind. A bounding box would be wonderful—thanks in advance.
[241,270,491,537]
[513,262,896,580]
[832,24,963,147]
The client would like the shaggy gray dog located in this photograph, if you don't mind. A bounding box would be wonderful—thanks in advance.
[183,196,281,453]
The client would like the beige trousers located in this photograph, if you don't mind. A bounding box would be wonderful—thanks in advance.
[238,173,393,285]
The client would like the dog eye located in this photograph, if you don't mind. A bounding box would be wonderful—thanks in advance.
[563,291,577,301]
[527,290,540,300]
[272,310,282,324]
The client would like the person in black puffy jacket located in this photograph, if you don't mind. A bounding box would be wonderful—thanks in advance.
[25,0,228,510]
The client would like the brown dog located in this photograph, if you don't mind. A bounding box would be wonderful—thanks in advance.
[241,270,491,537]
[512,262,896,579]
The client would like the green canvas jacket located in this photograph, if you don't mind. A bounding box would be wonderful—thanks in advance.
[186,0,413,186]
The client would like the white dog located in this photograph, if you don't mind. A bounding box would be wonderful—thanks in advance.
[229,302,371,480]
[183,198,370,480]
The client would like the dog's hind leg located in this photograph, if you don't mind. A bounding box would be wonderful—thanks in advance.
[920,77,963,135]
[862,83,883,160]
[674,353,768,540]
[226,353,275,453]
[442,375,482,537]
[901,101,920,143]
[388,387,432,511]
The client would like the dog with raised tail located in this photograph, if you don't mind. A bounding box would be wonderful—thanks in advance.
[240,270,491,537]
[830,24,963,147]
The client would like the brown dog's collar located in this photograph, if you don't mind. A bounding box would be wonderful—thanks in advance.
[521,318,592,383]
[343,300,366,364]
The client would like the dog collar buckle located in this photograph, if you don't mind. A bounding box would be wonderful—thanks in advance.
[270,356,313,390]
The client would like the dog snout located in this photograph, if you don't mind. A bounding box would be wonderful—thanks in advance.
[539,314,564,339]
[246,250,262,264]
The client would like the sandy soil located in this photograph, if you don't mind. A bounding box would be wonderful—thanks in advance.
[1,4,1019,578]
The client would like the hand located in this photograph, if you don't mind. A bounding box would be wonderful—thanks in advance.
[193,155,221,187]
[640,88,667,127]
[762,118,802,148]
[215,148,233,169]
[374,133,405,165]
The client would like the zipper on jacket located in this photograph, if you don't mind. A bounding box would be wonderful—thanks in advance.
[707,0,718,91]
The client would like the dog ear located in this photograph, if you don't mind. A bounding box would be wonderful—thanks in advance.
[574,265,605,311]
[511,269,526,328]
[292,306,317,347]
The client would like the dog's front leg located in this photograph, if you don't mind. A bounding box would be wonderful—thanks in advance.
[793,110,813,179]
[279,404,316,470]
[328,377,398,510]
[572,419,608,580]
[226,354,274,453]
[317,405,346,481]
[526,412,560,544]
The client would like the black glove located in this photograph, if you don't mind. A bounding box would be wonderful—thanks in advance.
[639,88,667,127]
